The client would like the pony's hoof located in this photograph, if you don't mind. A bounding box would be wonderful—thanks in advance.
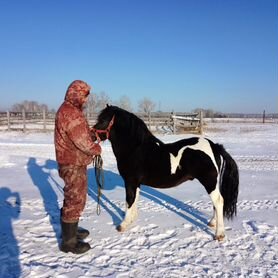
[208,222,216,229]
[116,225,124,232]
[214,234,225,241]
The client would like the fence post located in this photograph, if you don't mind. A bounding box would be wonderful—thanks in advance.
[22,109,26,133]
[199,110,203,135]
[263,110,265,124]
[7,111,10,131]
[148,112,151,130]
[43,108,46,132]
[172,112,176,134]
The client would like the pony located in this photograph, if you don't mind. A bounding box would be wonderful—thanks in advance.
[92,105,239,241]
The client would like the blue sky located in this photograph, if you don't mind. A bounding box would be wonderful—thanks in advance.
[0,0,277,113]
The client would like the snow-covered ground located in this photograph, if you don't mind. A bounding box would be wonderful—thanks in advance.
[0,122,277,278]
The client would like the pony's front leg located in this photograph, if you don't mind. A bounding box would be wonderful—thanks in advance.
[210,189,225,241]
[117,186,140,232]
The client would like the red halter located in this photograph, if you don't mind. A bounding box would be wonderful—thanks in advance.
[91,115,115,143]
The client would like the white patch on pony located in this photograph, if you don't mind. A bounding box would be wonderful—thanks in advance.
[169,138,218,174]
[170,146,187,174]
[118,187,140,231]
[156,142,160,146]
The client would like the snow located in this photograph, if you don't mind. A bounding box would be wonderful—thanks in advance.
[0,121,277,278]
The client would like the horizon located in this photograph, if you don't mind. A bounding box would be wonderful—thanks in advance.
[0,0,277,114]
[0,103,277,116]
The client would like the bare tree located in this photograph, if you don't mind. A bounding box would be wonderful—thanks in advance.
[117,95,133,111]
[85,91,111,113]
[11,103,23,112]
[11,101,49,112]
[193,108,222,118]
[138,97,156,115]
[97,91,111,112]
[86,93,98,113]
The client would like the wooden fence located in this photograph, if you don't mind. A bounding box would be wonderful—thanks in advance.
[136,111,203,134]
[0,110,203,134]
[0,111,56,132]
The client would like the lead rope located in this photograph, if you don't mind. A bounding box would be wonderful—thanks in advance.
[93,154,104,215]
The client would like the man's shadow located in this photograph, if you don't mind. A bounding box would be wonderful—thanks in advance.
[27,158,61,242]
[88,168,125,225]
[88,168,212,235]
[0,187,21,278]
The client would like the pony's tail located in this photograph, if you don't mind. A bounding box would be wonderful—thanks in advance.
[216,144,239,220]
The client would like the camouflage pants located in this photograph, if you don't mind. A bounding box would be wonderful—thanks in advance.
[58,164,88,223]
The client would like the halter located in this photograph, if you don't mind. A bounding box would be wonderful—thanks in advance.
[91,115,115,215]
[91,115,115,143]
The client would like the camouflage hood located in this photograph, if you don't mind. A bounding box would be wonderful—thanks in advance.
[64,80,91,109]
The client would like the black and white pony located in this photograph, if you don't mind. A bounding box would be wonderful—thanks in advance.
[92,105,239,241]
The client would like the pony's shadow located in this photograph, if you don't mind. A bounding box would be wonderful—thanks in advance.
[0,187,21,278]
[27,158,61,242]
[88,168,212,236]
[141,186,213,236]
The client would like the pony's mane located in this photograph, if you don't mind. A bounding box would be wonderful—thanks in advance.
[105,106,162,145]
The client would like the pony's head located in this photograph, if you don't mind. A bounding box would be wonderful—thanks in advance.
[91,104,116,142]
[92,104,153,145]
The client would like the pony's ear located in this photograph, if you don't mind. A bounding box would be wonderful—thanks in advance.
[106,103,110,107]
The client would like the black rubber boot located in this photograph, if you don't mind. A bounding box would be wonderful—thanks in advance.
[60,221,91,254]
[60,209,89,240]
[76,226,90,240]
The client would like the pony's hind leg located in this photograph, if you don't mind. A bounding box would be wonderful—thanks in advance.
[209,188,225,241]
[117,186,140,232]
[208,208,216,228]
[199,170,225,240]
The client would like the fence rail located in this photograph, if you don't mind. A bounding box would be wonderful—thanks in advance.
[0,110,203,134]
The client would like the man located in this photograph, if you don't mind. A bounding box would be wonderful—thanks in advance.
[54,80,101,254]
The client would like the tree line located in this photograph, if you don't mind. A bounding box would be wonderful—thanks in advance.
[9,92,161,115]
[11,100,55,113]
[9,92,225,117]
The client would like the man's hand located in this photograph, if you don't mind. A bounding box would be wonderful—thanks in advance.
[93,143,102,156]
[90,129,97,142]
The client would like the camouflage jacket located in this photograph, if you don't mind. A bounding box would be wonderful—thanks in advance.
[54,80,100,166]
